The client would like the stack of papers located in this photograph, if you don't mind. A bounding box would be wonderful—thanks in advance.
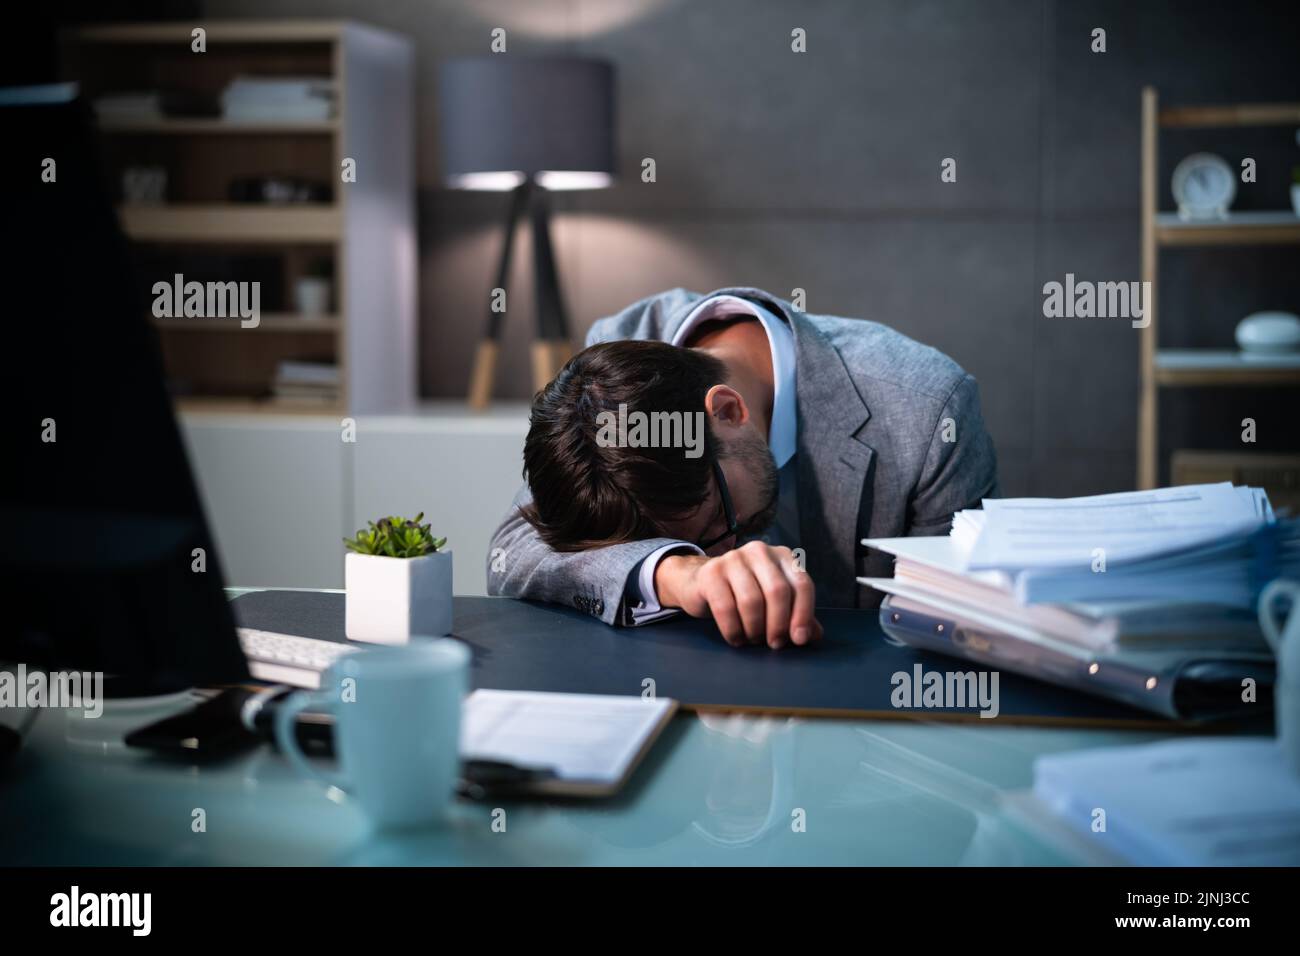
[952,483,1287,607]
[1032,738,1300,866]
[878,482,1295,614]
[863,483,1291,717]
[862,534,1262,653]
[221,76,335,122]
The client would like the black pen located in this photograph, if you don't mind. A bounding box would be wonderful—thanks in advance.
[458,759,558,800]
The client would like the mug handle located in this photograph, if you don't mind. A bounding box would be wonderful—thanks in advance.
[274,690,348,792]
[1258,578,1300,657]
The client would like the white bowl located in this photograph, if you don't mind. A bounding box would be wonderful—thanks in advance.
[1235,311,1300,353]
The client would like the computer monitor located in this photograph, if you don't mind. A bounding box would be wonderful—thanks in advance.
[0,91,249,693]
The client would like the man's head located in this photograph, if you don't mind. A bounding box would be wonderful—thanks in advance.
[520,340,779,554]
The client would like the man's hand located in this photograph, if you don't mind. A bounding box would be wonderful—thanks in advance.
[654,542,822,649]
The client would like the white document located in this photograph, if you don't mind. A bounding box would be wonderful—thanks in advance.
[461,690,675,787]
[1033,738,1300,866]
[965,483,1264,571]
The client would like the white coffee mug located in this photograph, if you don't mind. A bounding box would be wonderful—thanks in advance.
[1258,578,1300,775]
[275,639,470,829]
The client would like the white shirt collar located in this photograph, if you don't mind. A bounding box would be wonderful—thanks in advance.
[670,294,797,468]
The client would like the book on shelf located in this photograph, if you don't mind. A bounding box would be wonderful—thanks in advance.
[271,360,340,403]
[92,91,162,122]
[221,76,335,122]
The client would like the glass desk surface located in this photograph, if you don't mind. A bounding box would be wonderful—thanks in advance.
[0,590,1176,866]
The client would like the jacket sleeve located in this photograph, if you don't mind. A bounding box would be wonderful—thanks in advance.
[486,485,693,625]
[906,373,999,537]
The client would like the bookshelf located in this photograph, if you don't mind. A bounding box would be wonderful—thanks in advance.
[1137,87,1300,489]
[63,20,415,415]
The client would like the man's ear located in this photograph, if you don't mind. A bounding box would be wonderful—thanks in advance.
[704,384,749,431]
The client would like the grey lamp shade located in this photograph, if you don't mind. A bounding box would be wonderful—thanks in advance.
[437,56,615,190]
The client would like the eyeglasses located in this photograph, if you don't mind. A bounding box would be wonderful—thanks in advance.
[696,458,738,551]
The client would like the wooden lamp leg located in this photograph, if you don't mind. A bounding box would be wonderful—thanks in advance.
[530,340,574,394]
[468,340,499,409]
[467,183,530,409]
[529,187,574,394]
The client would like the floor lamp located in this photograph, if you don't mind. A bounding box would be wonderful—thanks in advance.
[438,57,616,407]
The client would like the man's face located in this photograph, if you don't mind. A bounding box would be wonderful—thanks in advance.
[659,427,780,556]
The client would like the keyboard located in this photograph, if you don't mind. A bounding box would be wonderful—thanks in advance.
[237,628,358,689]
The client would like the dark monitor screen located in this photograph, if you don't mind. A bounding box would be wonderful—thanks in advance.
[0,93,248,692]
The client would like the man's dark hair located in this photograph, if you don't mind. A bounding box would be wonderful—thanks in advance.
[520,340,727,551]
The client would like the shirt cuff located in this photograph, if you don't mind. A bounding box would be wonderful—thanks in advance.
[625,542,705,625]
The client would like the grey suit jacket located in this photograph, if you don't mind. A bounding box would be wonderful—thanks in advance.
[487,286,998,624]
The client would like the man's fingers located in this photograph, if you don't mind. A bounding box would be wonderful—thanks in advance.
[700,576,745,646]
[780,554,819,645]
[724,561,766,644]
[691,547,819,649]
[750,549,793,648]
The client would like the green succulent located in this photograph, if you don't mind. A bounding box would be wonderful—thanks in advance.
[344,513,446,558]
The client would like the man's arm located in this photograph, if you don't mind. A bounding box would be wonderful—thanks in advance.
[906,373,999,536]
[486,485,692,625]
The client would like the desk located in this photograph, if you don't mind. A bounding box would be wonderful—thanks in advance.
[0,590,1172,866]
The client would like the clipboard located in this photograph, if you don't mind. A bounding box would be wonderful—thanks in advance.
[462,689,679,798]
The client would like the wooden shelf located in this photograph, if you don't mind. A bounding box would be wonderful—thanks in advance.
[153,314,340,332]
[99,118,337,135]
[1155,211,1300,246]
[119,203,342,243]
[1159,103,1300,128]
[1153,349,1300,387]
[1139,89,1300,488]
[69,19,415,416]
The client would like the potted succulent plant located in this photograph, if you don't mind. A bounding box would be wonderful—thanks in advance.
[344,513,452,644]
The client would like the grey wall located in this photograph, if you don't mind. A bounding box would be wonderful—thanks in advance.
[207,0,1300,495]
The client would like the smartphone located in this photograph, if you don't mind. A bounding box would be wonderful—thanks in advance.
[124,687,261,760]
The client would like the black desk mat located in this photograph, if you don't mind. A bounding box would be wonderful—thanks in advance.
[231,590,1180,729]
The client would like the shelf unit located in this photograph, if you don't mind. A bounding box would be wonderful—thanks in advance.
[1137,87,1300,489]
[63,20,415,415]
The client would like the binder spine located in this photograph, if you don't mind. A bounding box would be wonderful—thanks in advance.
[879,595,1182,719]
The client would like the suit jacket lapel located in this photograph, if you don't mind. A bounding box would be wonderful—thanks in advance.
[789,313,873,606]
[666,289,875,606]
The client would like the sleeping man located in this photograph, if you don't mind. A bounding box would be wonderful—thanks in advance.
[487,286,998,649]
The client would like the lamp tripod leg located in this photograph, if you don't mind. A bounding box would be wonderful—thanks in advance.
[467,182,531,409]
[530,188,574,393]
[467,340,499,409]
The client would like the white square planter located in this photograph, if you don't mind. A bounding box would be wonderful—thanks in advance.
[345,551,453,644]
